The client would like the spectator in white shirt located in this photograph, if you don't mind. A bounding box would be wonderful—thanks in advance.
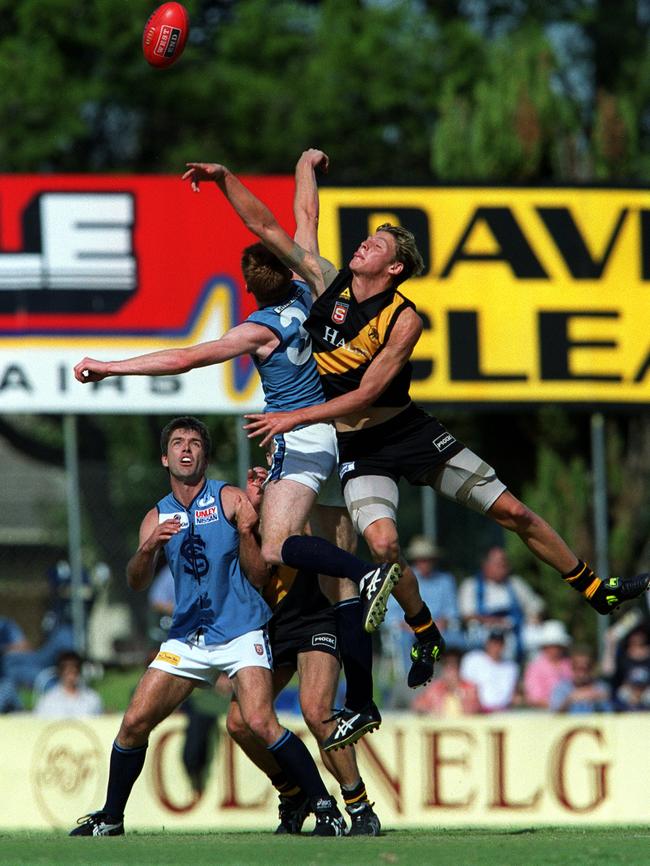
[460,630,520,712]
[34,650,102,719]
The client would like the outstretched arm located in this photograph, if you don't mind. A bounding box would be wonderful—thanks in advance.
[244,307,423,445]
[183,162,326,295]
[293,149,338,294]
[73,322,275,383]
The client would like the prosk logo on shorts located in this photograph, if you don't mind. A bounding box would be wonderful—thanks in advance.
[312,633,337,650]
[432,433,456,452]
[339,461,355,478]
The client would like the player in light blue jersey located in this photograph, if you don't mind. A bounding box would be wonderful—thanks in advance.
[74,151,397,753]
[70,416,347,837]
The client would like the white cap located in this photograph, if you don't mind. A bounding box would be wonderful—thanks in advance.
[539,619,571,648]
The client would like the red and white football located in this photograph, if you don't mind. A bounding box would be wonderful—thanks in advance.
[142,2,190,68]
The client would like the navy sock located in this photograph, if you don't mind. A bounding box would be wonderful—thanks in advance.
[268,729,328,801]
[281,535,372,584]
[334,598,374,710]
[102,741,148,819]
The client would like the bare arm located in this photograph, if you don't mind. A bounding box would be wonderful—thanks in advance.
[182,162,326,295]
[73,322,275,383]
[126,508,182,592]
[244,307,423,445]
[293,149,339,293]
[220,484,271,588]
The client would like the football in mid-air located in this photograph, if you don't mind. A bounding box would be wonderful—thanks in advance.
[142,2,190,68]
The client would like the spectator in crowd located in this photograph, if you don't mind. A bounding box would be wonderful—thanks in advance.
[612,667,650,712]
[459,546,544,662]
[411,649,480,717]
[549,647,611,714]
[0,615,36,690]
[609,621,650,694]
[523,619,572,709]
[147,560,176,643]
[459,630,520,712]
[0,677,22,713]
[385,536,463,674]
[34,650,103,719]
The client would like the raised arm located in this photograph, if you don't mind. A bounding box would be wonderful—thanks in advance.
[293,149,338,294]
[220,481,271,588]
[244,307,423,445]
[73,321,275,383]
[126,507,181,592]
[182,162,326,295]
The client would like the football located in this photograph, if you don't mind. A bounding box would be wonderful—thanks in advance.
[142,2,190,68]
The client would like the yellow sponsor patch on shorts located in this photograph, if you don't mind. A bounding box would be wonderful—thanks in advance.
[156,651,181,666]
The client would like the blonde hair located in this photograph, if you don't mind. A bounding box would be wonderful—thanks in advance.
[375,223,425,285]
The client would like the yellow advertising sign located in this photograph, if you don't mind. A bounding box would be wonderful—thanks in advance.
[319,187,650,406]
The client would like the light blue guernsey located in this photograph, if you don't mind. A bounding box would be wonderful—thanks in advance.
[157,479,271,643]
[247,282,325,411]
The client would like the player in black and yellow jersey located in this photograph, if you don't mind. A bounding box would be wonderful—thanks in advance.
[226,561,381,836]
[226,152,650,691]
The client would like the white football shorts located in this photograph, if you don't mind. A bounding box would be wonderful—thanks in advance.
[267,422,343,506]
[149,628,272,684]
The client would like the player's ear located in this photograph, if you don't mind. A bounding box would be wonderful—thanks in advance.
[161,454,169,469]
[388,260,404,276]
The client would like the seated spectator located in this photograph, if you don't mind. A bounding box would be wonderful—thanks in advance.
[411,649,480,717]
[385,536,463,676]
[523,619,572,709]
[34,651,103,719]
[0,615,36,690]
[612,667,650,712]
[459,546,544,662]
[459,630,520,712]
[549,647,611,714]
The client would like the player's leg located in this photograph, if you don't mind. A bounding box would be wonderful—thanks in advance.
[226,666,311,834]
[431,448,650,614]
[70,667,195,836]
[297,650,381,836]
[311,503,375,716]
[344,474,445,688]
[232,663,346,835]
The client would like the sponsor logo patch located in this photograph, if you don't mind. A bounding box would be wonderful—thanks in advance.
[254,643,264,656]
[433,432,455,452]
[339,461,355,478]
[197,492,215,507]
[339,287,351,300]
[159,511,189,528]
[156,651,180,666]
[312,633,337,650]
[194,506,219,525]
[332,301,349,324]
[155,25,181,58]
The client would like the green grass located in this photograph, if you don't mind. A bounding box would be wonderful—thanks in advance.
[1,827,649,866]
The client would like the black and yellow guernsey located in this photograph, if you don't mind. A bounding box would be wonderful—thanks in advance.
[305,267,415,405]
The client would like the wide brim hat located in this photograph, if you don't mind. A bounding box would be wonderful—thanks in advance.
[539,619,571,648]
[405,535,441,560]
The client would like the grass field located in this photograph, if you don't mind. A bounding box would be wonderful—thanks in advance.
[2,827,649,866]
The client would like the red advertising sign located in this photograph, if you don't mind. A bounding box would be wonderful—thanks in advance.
[0,174,296,412]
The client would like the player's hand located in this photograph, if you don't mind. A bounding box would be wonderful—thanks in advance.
[73,357,110,383]
[243,411,303,448]
[142,518,183,552]
[297,149,329,174]
[245,466,267,513]
[182,162,227,191]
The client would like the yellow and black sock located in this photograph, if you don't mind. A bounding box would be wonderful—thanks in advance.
[562,560,614,614]
[405,604,443,644]
[342,778,369,811]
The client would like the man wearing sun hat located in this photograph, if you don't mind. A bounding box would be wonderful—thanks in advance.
[523,619,573,709]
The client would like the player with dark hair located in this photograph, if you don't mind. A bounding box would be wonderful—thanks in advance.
[73,151,386,751]
[176,158,649,692]
[70,416,347,836]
